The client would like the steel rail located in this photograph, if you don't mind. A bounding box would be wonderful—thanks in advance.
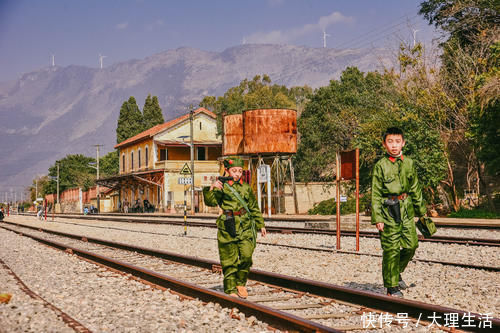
[0,258,92,333]
[1,225,338,333]
[2,223,498,332]
[20,211,500,229]
[6,220,498,272]
[22,212,500,247]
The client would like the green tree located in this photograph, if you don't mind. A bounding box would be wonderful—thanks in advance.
[295,66,447,200]
[420,0,499,210]
[295,67,397,183]
[151,96,164,124]
[43,154,96,194]
[30,175,50,202]
[394,42,462,209]
[469,42,499,175]
[143,94,164,130]
[200,74,310,134]
[116,96,144,144]
[419,0,498,49]
[100,151,119,177]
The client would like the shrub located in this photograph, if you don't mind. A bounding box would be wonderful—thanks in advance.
[308,195,369,215]
[447,208,500,219]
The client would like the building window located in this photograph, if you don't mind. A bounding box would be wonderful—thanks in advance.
[160,148,166,161]
[197,147,206,161]
[138,149,141,168]
[122,154,125,172]
[199,122,202,130]
[145,146,149,167]
[131,151,134,170]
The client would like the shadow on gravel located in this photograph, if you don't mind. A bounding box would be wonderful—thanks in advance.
[342,281,385,294]
[209,285,225,292]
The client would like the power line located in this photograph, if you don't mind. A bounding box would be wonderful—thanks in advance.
[334,14,419,50]
[271,14,422,86]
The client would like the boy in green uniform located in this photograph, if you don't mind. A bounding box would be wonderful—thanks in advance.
[371,127,427,297]
[203,156,266,298]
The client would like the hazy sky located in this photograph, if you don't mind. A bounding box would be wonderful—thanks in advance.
[0,0,439,82]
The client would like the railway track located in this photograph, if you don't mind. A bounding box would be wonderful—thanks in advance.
[21,212,500,247]
[5,219,498,272]
[0,258,91,332]
[2,222,498,332]
[75,212,500,229]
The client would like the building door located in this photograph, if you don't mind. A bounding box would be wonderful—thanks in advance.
[194,190,202,213]
[167,191,174,210]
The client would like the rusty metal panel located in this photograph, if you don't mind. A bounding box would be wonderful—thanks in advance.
[340,150,356,180]
[223,114,244,155]
[243,109,297,154]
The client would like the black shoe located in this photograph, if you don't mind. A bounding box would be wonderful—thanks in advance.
[387,286,403,297]
[398,275,408,290]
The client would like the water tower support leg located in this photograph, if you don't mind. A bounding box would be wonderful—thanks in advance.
[289,157,299,214]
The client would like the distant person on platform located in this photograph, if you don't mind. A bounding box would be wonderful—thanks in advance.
[36,204,43,220]
[203,156,266,298]
[371,127,427,297]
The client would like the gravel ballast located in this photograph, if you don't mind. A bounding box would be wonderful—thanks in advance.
[0,226,273,332]
[2,215,499,328]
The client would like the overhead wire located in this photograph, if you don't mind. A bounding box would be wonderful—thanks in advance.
[334,14,420,50]
[272,12,423,85]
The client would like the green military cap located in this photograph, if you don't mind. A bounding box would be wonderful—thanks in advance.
[223,156,244,168]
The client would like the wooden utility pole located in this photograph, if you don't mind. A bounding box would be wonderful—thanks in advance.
[189,107,195,214]
[57,163,60,204]
[94,145,103,213]
[336,152,341,250]
[355,148,360,251]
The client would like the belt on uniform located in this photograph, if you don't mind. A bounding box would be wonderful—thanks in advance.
[224,208,247,216]
[387,193,408,201]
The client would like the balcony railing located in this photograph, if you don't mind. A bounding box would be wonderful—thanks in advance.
[154,160,220,173]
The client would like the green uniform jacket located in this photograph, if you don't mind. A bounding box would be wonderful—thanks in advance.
[371,155,426,225]
[203,180,265,244]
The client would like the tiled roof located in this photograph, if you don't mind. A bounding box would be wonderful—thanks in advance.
[155,139,222,146]
[114,107,215,149]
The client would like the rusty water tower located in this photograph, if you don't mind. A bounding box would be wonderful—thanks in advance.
[222,109,299,214]
[222,114,244,155]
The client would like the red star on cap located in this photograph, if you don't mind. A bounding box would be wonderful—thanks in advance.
[229,160,233,165]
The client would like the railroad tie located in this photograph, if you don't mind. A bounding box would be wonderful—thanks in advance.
[247,295,295,303]
[273,303,323,310]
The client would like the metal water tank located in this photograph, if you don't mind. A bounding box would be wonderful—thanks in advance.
[243,109,297,154]
[223,114,244,155]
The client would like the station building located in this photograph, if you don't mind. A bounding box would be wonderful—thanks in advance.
[98,107,222,213]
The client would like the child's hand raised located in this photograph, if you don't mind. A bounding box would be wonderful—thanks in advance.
[210,180,223,191]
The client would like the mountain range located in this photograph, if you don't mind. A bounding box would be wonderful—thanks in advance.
[0,43,394,196]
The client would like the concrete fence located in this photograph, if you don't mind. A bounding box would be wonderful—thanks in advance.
[44,186,110,213]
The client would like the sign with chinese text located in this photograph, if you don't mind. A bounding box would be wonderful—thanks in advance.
[178,177,192,185]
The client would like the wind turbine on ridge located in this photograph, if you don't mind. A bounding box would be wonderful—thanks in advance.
[412,29,419,47]
[323,30,331,48]
[98,54,107,69]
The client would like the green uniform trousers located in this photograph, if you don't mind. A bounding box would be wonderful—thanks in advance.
[218,232,255,294]
[379,217,419,288]
[203,183,264,295]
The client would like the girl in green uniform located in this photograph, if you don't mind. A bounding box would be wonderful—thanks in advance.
[203,156,266,298]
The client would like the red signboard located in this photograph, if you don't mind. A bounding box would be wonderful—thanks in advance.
[340,150,356,180]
